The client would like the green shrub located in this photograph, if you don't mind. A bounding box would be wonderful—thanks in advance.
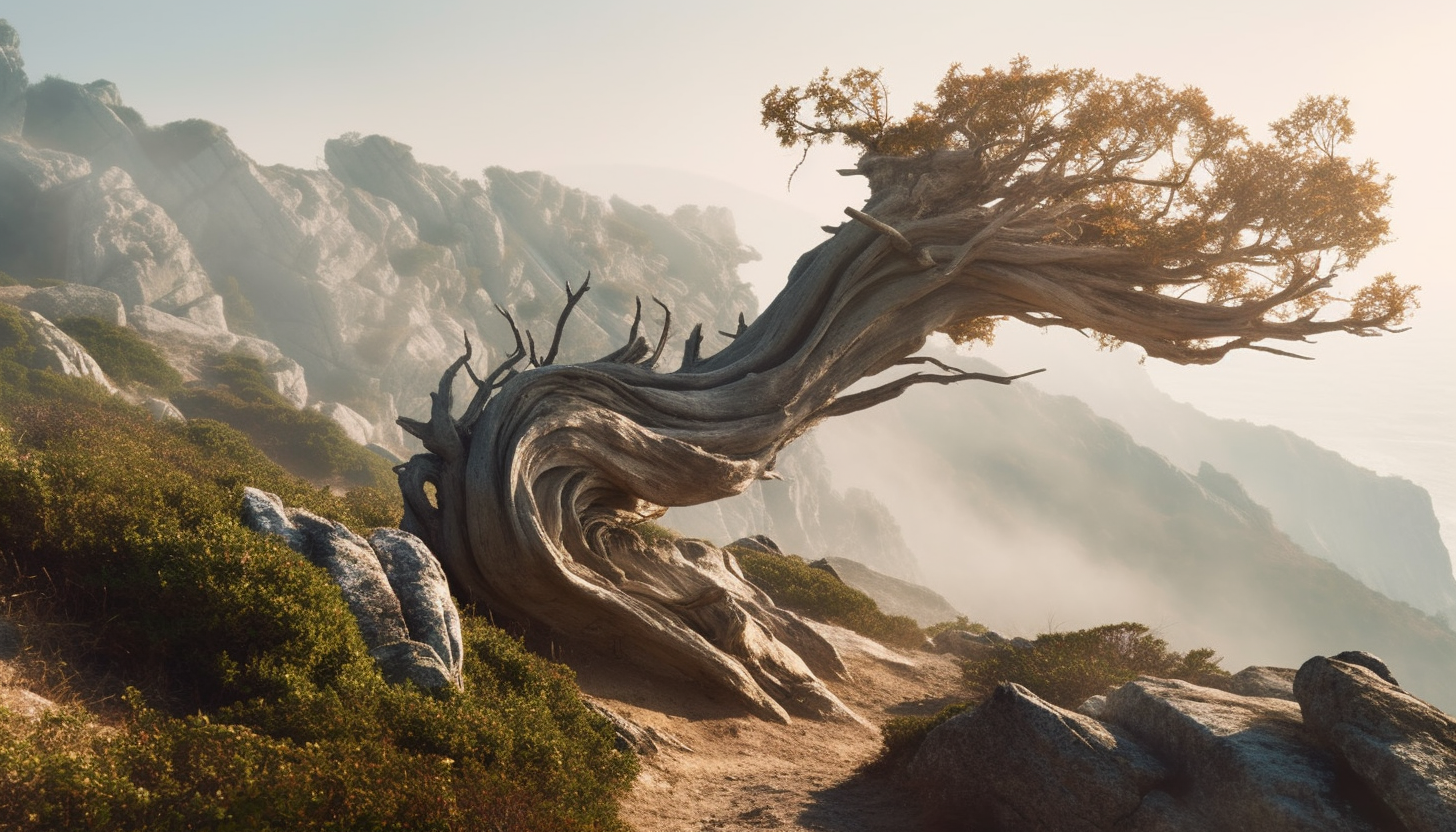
[0,269,18,286]
[0,363,636,830]
[923,615,988,638]
[172,353,397,490]
[867,701,973,775]
[867,622,1229,777]
[55,316,183,392]
[963,622,1228,709]
[730,547,926,649]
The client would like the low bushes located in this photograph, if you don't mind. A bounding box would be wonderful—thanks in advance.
[172,353,396,491]
[730,547,926,649]
[0,354,636,830]
[55,316,184,392]
[963,621,1228,709]
[869,622,1227,776]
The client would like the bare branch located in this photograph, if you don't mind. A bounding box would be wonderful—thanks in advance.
[844,207,935,267]
[541,272,593,367]
[812,367,1046,421]
[644,297,672,370]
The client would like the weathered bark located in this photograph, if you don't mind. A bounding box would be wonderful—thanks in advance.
[395,146,1403,721]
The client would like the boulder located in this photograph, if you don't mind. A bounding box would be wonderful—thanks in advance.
[1328,650,1400,687]
[1103,677,1385,831]
[931,629,999,661]
[0,686,56,720]
[22,310,115,392]
[908,682,1174,830]
[142,397,184,421]
[317,401,373,446]
[1295,655,1456,832]
[18,283,126,326]
[1222,665,1298,700]
[240,488,463,690]
[369,528,463,687]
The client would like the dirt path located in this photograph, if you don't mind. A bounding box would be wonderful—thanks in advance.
[569,624,966,832]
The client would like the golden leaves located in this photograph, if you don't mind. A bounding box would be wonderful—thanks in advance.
[940,316,1004,348]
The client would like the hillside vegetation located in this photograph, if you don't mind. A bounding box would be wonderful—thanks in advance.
[0,304,636,830]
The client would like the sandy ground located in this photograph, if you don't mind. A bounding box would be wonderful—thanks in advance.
[569,624,967,832]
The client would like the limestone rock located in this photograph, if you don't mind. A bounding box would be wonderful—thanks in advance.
[317,401,373,446]
[0,20,25,137]
[908,682,1171,830]
[142,397,184,421]
[0,687,56,720]
[1328,650,1400,687]
[22,77,157,183]
[931,629,999,661]
[369,528,463,687]
[1222,665,1298,700]
[0,137,90,232]
[59,166,214,313]
[1295,655,1456,832]
[22,309,115,391]
[240,488,463,690]
[18,283,126,326]
[1103,677,1384,831]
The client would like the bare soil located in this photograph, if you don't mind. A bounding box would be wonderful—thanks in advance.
[569,624,967,832]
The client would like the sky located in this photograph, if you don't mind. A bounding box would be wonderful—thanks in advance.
[4,0,1452,560]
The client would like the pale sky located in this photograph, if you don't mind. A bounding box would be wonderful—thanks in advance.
[4,1,1452,553]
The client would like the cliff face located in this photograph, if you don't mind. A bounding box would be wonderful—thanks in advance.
[2,74,757,450]
[0,30,916,575]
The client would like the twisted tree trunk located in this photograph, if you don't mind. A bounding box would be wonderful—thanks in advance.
[395,144,1397,721]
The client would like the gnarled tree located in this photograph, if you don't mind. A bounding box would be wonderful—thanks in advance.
[395,60,1415,722]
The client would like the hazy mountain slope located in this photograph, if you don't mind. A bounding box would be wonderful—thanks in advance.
[817,358,1456,713]
[1037,360,1456,624]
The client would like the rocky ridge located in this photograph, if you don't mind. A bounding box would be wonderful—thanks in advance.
[909,651,1456,831]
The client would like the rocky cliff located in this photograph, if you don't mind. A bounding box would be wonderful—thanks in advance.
[0,22,920,576]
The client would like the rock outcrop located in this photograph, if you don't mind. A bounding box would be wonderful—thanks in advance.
[908,682,1180,830]
[1295,655,1456,832]
[240,487,463,690]
[908,652,1454,831]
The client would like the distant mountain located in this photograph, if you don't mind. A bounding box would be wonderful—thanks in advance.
[0,28,916,575]
[817,352,1456,713]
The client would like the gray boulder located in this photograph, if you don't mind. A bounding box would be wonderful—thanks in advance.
[19,283,126,326]
[1295,655,1456,832]
[1103,678,1383,831]
[1328,650,1400,687]
[240,487,462,690]
[931,629,999,661]
[58,166,214,314]
[142,397,184,421]
[909,683,1176,830]
[1223,665,1298,700]
[369,528,464,687]
[317,401,374,446]
[22,309,115,392]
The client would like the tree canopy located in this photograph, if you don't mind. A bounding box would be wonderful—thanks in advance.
[761,59,1416,362]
